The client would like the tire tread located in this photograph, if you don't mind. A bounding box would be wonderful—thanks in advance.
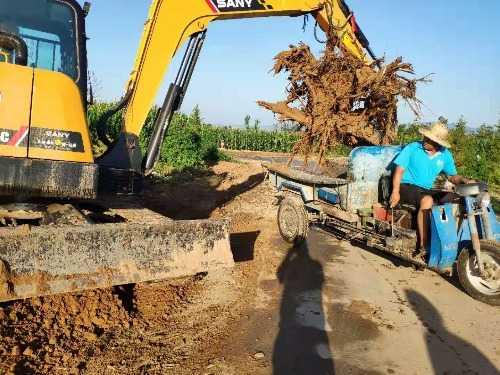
[457,241,500,306]
[277,194,309,244]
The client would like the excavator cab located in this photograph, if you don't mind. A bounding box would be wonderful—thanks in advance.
[0,0,87,94]
[0,0,95,199]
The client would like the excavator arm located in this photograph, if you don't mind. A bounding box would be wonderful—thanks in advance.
[97,0,374,177]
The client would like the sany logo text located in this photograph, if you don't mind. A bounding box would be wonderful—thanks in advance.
[217,0,253,8]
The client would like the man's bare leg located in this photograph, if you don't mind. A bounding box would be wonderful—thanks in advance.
[417,195,434,249]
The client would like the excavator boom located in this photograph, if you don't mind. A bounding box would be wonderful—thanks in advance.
[98,0,374,175]
[127,0,370,136]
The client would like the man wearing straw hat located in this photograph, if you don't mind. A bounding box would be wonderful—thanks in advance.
[390,122,475,256]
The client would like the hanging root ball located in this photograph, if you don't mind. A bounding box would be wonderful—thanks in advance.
[258,33,430,164]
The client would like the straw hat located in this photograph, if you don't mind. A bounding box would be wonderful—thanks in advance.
[418,122,451,148]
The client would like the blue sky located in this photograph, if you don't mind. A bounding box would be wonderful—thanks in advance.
[85,1,500,129]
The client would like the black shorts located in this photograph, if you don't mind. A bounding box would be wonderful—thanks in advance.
[399,183,432,208]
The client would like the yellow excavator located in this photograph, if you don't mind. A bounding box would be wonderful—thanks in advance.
[0,0,374,302]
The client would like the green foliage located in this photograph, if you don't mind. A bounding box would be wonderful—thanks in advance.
[190,105,203,127]
[87,103,499,187]
[152,109,223,170]
[244,115,251,129]
[452,123,499,185]
[215,126,300,152]
[138,106,160,152]
[87,102,158,153]
[86,102,123,144]
[396,121,421,144]
[88,104,227,171]
[243,115,262,131]
[324,143,352,157]
[160,122,207,169]
[254,119,261,130]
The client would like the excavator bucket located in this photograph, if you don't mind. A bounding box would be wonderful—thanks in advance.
[0,205,233,303]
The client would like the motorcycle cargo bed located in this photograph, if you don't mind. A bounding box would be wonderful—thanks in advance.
[263,162,348,186]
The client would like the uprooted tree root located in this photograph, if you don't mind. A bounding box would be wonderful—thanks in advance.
[258,34,429,163]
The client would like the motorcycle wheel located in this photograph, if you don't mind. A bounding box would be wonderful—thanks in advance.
[277,194,309,245]
[457,240,500,306]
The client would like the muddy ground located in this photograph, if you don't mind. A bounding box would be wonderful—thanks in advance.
[0,159,499,374]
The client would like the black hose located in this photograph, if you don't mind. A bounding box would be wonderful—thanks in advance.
[95,90,132,146]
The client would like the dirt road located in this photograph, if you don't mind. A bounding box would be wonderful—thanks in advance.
[217,226,499,374]
[0,159,498,374]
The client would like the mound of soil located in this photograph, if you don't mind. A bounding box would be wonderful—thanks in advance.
[0,161,270,374]
[258,33,428,162]
[0,289,130,373]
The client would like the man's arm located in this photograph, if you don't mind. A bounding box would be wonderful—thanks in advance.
[390,166,405,208]
[390,144,413,208]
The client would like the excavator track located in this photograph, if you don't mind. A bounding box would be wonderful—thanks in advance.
[0,201,233,303]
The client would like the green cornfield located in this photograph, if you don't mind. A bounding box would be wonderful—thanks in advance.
[195,125,299,153]
[87,104,299,153]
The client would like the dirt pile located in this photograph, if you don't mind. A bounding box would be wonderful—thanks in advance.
[258,34,428,162]
[0,278,204,374]
[0,161,269,374]
[0,289,130,373]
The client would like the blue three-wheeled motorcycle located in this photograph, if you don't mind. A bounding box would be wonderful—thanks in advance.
[265,146,500,305]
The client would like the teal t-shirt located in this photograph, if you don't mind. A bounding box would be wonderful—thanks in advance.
[393,142,457,189]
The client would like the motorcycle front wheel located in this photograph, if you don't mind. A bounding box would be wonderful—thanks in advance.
[457,240,500,306]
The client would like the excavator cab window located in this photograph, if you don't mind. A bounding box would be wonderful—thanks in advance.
[0,0,87,94]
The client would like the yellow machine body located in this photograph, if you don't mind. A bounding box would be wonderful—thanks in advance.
[0,63,31,158]
[29,69,93,163]
[0,64,92,162]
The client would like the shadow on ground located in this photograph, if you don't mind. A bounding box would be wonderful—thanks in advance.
[142,169,266,220]
[230,231,260,262]
[405,290,498,374]
[316,224,467,295]
[273,243,335,375]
